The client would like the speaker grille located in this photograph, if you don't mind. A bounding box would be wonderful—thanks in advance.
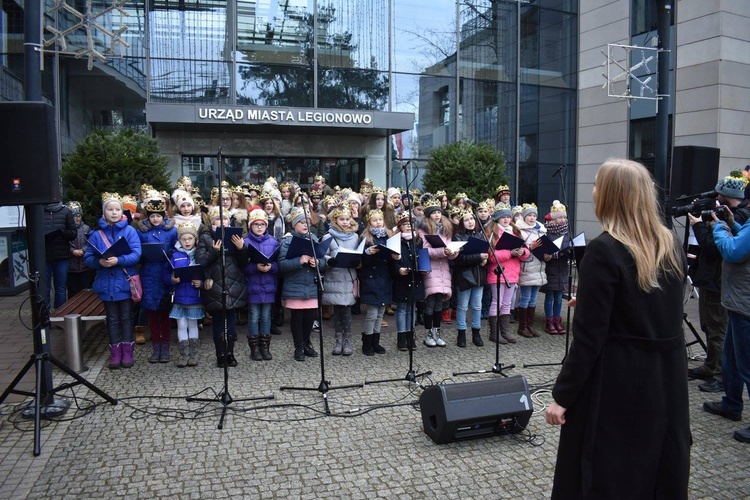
[443,377,525,402]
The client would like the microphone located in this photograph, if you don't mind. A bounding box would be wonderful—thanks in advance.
[400,160,412,173]
[464,198,480,208]
[552,164,565,178]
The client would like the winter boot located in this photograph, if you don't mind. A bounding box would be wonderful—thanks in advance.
[472,328,484,347]
[248,336,263,361]
[554,316,567,335]
[488,316,498,343]
[397,332,408,351]
[159,342,170,363]
[120,342,134,368]
[456,329,467,348]
[226,337,238,367]
[424,328,437,347]
[499,314,517,344]
[545,317,559,335]
[371,332,386,354]
[526,307,540,337]
[303,332,318,357]
[441,309,452,324]
[517,308,533,338]
[259,335,272,360]
[342,332,353,356]
[292,330,305,361]
[108,343,122,369]
[134,326,146,345]
[188,338,200,366]
[510,308,517,324]
[362,333,374,356]
[332,332,344,356]
[176,340,189,368]
[148,342,161,363]
[433,327,447,347]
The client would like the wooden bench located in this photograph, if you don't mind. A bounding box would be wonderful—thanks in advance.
[50,289,106,372]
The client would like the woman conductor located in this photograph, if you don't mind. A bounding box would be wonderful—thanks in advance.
[545,158,690,499]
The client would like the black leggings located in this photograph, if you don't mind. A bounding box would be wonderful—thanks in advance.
[290,308,316,344]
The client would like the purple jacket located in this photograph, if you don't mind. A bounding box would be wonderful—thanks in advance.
[242,232,279,304]
[163,250,202,306]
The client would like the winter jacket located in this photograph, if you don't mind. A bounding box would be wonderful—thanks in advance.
[418,226,456,298]
[137,219,178,311]
[452,230,488,291]
[68,222,90,273]
[360,233,393,306]
[541,223,571,293]
[84,218,142,302]
[164,248,202,306]
[196,225,248,312]
[391,235,425,302]
[242,232,280,304]
[691,221,723,293]
[714,219,750,318]
[321,227,360,306]
[44,202,77,261]
[268,214,285,242]
[277,231,327,300]
[516,219,548,287]
[486,227,530,285]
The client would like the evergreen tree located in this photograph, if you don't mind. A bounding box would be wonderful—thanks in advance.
[61,129,170,226]
[423,140,508,201]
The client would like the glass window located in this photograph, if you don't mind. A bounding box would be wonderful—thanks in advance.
[277,158,321,190]
[520,6,576,88]
[459,0,517,82]
[236,0,314,66]
[393,0,457,75]
[316,1,388,71]
[460,78,516,159]
[237,63,313,107]
[321,158,362,190]
[317,67,389,110]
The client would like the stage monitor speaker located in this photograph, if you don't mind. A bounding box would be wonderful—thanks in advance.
[670,145,720,200]
[0,102,60,205]
[419,375,533,445]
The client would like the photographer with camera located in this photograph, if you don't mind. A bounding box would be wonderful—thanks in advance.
[701,171,750,444]
[687,172,750,392]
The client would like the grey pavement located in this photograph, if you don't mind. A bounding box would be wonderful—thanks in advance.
[0,288,747,499]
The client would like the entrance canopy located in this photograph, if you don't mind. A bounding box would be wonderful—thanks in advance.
[146,103,414,137]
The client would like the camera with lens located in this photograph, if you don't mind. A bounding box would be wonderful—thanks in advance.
[668,192,721,221]
[700,205,727,222]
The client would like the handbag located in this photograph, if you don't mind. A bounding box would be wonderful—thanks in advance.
[98,229,142,302]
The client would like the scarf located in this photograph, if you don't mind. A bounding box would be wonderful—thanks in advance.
[401,232,413,241]
[370,227,387,238]
[328,227,357,241]
[544,220,569,238]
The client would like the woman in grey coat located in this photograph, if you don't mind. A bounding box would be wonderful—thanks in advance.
[321,205,360,356]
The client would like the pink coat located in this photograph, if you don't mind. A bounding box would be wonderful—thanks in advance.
[418,228,457,298]
[487,247,530,284]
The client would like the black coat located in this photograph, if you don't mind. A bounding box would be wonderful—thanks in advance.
[360,235,393,306]
[551,233,690,499]
[195,226,248,312]
[44,202,77,261]
[452,230,488,291]
[540,231,572,293]
[690,221,722,293]
[391,236,425,302]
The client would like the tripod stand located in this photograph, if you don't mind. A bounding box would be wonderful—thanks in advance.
[0,271,117,456]
[187,148,273,429]
[279,194,362,414]
[524,165,576,369]
[366,161,431,385]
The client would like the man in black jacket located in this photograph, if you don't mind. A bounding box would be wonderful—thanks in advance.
[42,201,77,311]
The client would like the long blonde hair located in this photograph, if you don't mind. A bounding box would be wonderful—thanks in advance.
[594,158,684,292]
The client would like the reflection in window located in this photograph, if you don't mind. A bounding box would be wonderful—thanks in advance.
[317,67,389,110]
[277,158,321,190]
[317,1,388,71]
[237,63,313,107]
[236,0,314,65]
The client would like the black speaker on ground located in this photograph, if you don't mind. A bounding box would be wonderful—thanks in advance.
[670,145,720,200]
[419,375,533,445]
[0,102,60,205]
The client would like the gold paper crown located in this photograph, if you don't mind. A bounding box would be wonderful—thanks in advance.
[208,206,225,221]
[322,195,338,206]
[248,208,268,223]
[175,181,186,191]
[495,202,512,213]
[144,199,167,213]
[396,212,412,226]
[178,175,191,184]
[360,186,372,194]
[454,192,467,200]
[266,176,276,184]
[232,185,245,194]
[496,185,511,195]
[361,178,373,186]
[550,200,567,213]
[220,180,230,188]
[279,182,292,190]
[309,188,323,197]
[423,199,441,210]
[314,174,325,182]
[511,204,524,215]
[333,185,341,192]
[409,188,421,196]
[522,202,538,211]
[329,205,351,220]
[366,208,384,221]
[101,192,122,204]
[140,183,153,192]
[459,209,474,220]
[434,190,447,198]
[477,201,490,211]
[485,198,496,207]
[371,187,386,195]
[448,206,462,216]
[249,184,261,192]
[177,222,198,237]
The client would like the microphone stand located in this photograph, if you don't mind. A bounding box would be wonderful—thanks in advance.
[366,160,432,385]
[524,164,575,368]
[453,207,515,378]
[280,193,362,415]
[187,147,273,429]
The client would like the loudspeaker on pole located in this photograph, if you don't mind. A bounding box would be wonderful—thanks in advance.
[419,375,533,445]
[0,102,60,205]
[669,145,720,200]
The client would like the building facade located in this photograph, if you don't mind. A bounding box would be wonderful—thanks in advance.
[1,0,578,213]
